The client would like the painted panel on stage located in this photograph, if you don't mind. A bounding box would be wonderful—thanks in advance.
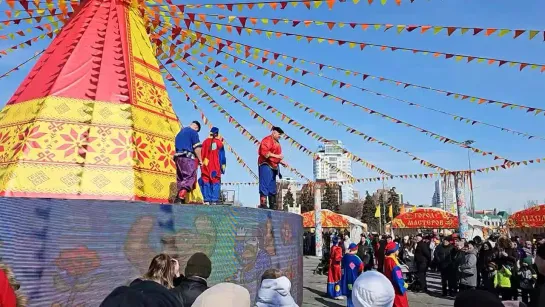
[0,198,303,306]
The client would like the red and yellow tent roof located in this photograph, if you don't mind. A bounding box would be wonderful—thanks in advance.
[302,209,349,228]
[392,207,458,229]
[0,0,180,202]
[507,205,545,228]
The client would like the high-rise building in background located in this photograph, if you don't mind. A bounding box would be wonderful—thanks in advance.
[431,179,456,213]
[313,140,353,203]
[276,177,300,214]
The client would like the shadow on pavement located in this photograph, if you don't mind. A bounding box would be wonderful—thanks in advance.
[314,297,345,307]
[304,286,326,297]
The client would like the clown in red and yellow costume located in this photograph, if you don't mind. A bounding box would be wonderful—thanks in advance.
[258,126,288,210]
[199,127,226,204]
[383,241,410,307]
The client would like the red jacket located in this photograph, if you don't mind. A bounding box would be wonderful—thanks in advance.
[258,135,282,169]
[0,270,16,307]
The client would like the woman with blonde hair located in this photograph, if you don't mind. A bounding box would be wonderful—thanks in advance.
[142,253,179,289]
[100,253,181,307]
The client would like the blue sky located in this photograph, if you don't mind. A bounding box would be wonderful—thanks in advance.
[0,0,544,211]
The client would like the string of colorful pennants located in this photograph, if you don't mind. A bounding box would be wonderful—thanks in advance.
[0,48,43,79]
[154,10,545,41]
[0,28,58,56]
[182,50,396,176]
[147,0,416,11]
[163,40,390,178]
[223,154,545,185]
[177,32,545,141]
[4,0,78,16]
[184,37,544,141]
[167,28,516,166]
[160,63,261,181]
[163,28,545,116]
[157,43,359,181]
[154,14,545,73]
[177,58,357,181]
[161,60,313,182]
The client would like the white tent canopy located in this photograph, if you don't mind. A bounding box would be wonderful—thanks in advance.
[339,214,367,241]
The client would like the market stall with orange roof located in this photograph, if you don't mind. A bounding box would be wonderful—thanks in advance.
[302,209,350,229]
[507,204,545,240]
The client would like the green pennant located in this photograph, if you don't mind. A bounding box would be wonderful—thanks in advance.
[397,25,405,33]
[261,18,269,24]
[314,1,323,8]
[529,30,539,39]
[433,26,443,35]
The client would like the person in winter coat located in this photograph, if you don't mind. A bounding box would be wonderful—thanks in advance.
[414,234,431,292]
[434,237,454,296]
[327,236,343,299]
[171,253,211,306]
[449,240,466,296]
[192,283,250,307]
[477,241,496,290]
[518,262,536,305]
[255,269,298,307]
[376,236,391,273]
[458,241,478,291]
[351,271,395,307]
[100,254,181,307]
[532,243,545,307]
[496,236,519,300]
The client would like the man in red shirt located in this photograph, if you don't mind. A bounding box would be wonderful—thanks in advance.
[258,127,288,210]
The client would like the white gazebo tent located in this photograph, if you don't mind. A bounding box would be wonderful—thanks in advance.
[339,214,367,241]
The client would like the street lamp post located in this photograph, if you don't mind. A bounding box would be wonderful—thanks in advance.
[463,140,476,217]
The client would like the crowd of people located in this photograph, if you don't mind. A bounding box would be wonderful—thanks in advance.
[99,253,299,307]
[321,231,545,307]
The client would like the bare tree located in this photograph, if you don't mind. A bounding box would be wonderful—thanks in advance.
[340,200,363,219]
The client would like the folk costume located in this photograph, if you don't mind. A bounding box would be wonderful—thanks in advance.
[258,127,284,209]
[383,242,409,307]
[327,237,342,299]
[341,243,364,307]
[199,127,226,203]
[174,122,202,202]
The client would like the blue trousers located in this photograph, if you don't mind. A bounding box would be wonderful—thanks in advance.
[258,164,277,196]
[199,178,221,202]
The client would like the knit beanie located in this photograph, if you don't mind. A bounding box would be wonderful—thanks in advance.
[185,253,212,279]
[352,271,394,307]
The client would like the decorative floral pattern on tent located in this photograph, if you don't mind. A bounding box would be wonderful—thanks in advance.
[302,210,349,228]
[507,205,545,228]
[392,208,458,229]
